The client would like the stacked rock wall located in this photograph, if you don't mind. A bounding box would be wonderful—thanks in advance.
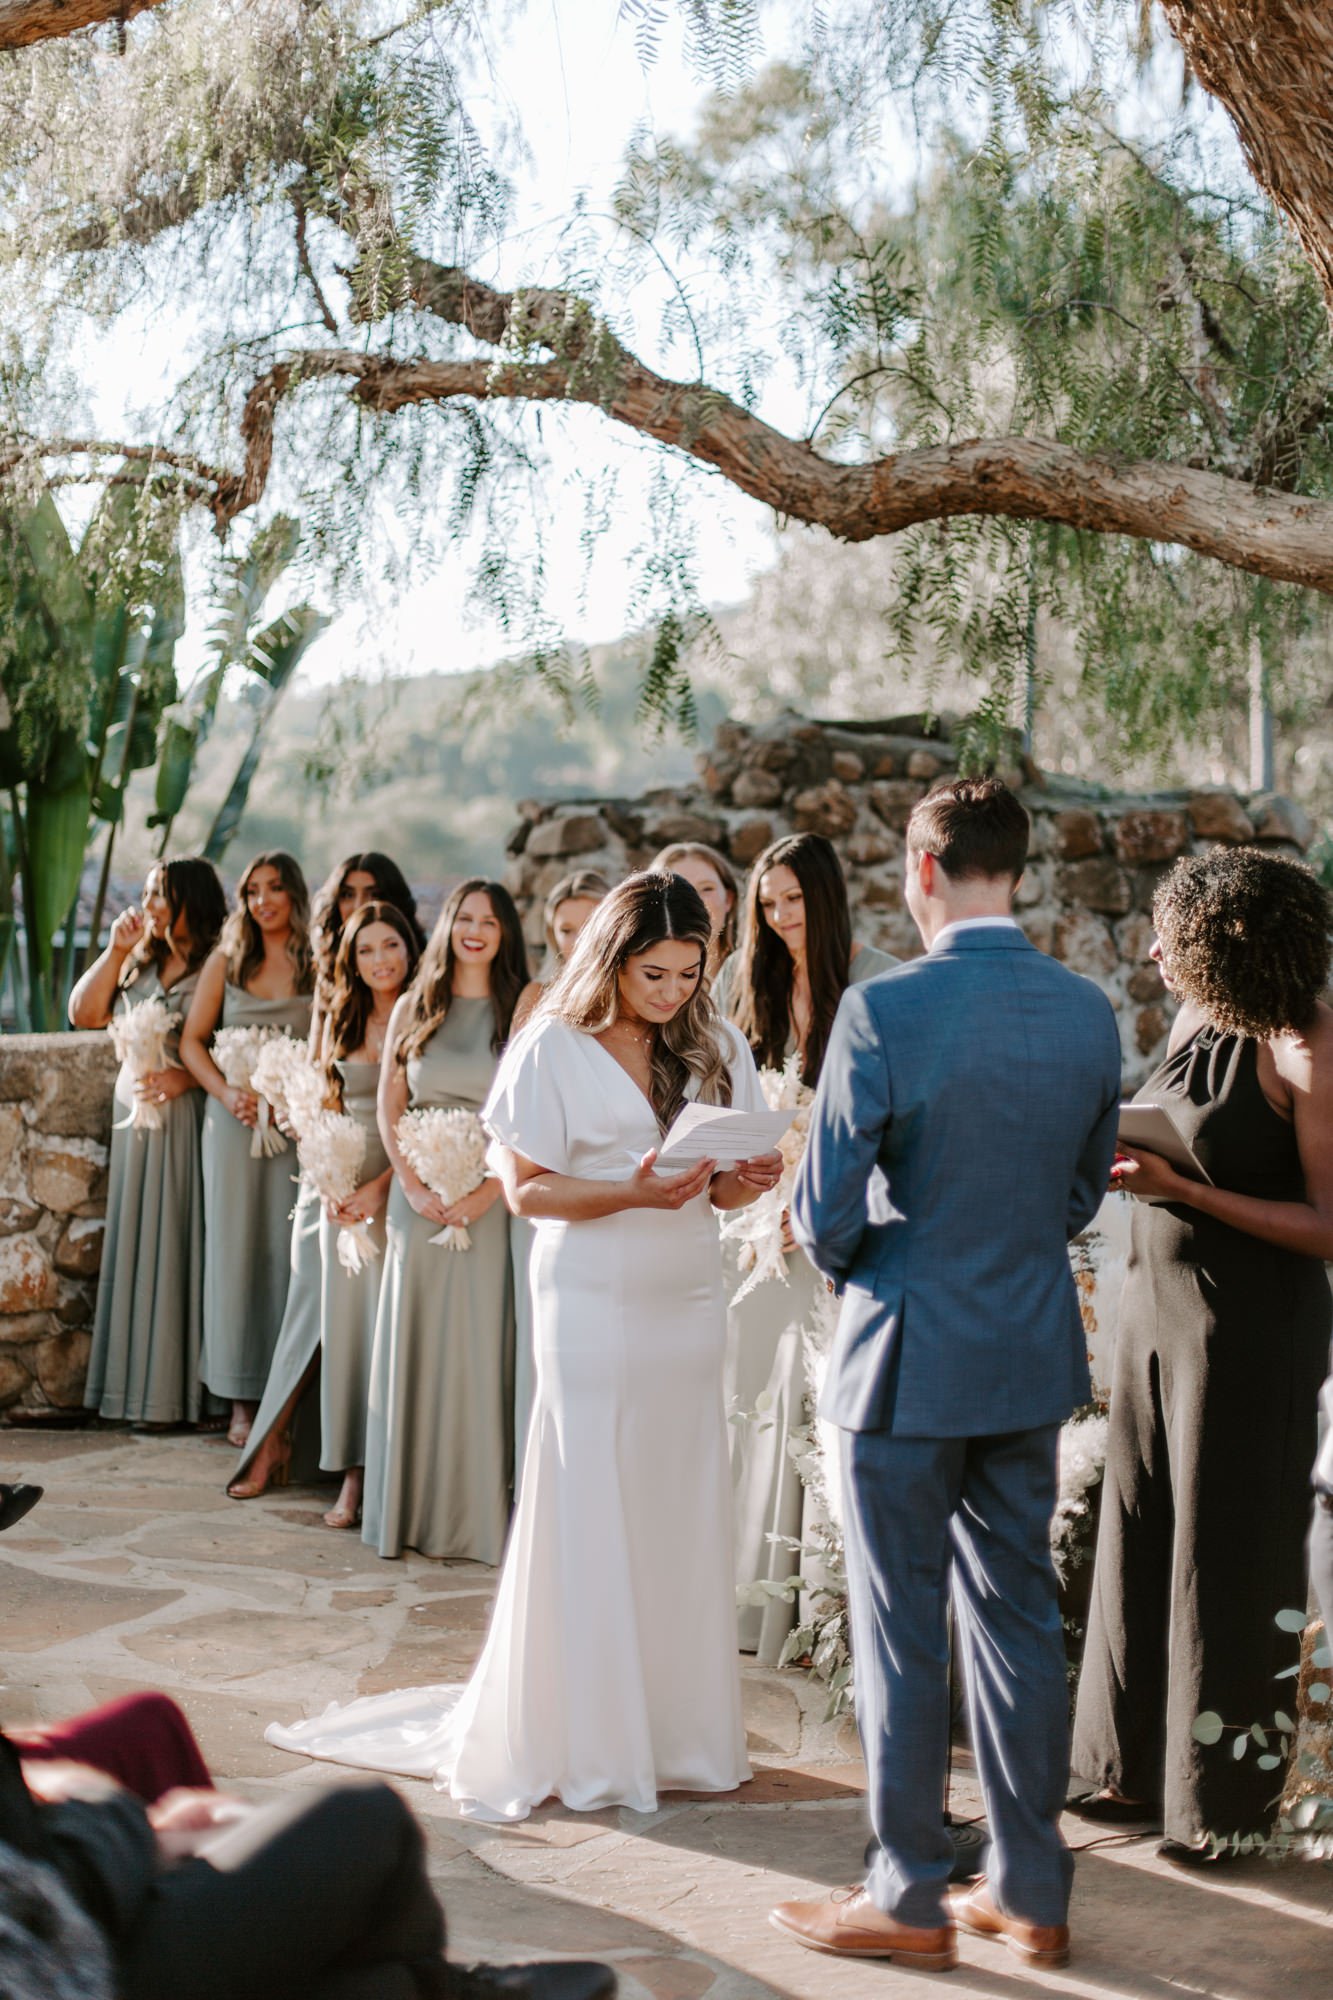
[0,1033,117,1416]
[504,712,1318,1086]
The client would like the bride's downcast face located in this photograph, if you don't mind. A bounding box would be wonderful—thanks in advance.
[355,920,410,996]
[617,938,705,1025]
[246,865,292,934]
[452,891,503,969]
[758,864,806,959]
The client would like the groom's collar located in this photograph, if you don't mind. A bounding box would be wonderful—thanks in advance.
[928,915,1026,956]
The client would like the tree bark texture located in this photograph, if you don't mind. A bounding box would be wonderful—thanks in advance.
[1161,1,1333,313]
[0,0,167,49]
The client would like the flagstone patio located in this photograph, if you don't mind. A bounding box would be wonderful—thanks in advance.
[2,1422,1330,1999]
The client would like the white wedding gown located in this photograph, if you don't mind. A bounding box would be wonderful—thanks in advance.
[266,1015,760,1819]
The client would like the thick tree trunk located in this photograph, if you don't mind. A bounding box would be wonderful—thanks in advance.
[0,0,167,49]
[1161,1,1333,312]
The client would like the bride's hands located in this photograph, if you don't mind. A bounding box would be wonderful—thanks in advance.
[628,1150,716,1210]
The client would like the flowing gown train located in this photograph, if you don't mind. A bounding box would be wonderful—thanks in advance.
[267,1015,759,1819]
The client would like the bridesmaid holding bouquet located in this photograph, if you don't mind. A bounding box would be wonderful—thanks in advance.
[181,852,314,1449]
[315,901,421,1530]
[364,879,527,1562]
[229,855,425,1499]
[72,858,228,1428]
[715,832,896,1663]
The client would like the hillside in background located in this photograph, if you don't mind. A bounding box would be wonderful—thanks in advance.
[115,528,1333,896]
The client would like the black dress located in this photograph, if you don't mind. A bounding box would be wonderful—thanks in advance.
[1072,1025,1332,1844]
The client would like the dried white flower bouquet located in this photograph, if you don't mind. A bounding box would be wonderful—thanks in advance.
[212,1026,293,1159]
[719,1055,815,1304]
[109,997,182,1131]
[396,1107,489,1249]
[302,1109,378,1274]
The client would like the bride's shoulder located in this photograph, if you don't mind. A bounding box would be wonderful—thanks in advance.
[502,1012,585,1068]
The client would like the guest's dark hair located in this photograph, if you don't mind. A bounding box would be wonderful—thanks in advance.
[0,1840,114,2000]
[907,778,1030,883]
[220,850,313,993]
[731,832,851,1087]
[311,852,425,1000]
[323,902,422,1108]
[121,857,227,990]
[545,870,732,1126]
[1153,847,1331,1037]
[396,879,527,1062]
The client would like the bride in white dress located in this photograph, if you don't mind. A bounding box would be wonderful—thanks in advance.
[267,871,782,1820]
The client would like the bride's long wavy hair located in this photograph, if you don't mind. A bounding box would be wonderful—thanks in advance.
[542,871,733,1129]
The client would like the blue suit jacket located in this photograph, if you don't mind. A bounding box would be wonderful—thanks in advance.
[792,926,1122,1437]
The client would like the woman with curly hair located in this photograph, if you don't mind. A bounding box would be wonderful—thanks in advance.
[1072,846,1333,1862]
[181,852,315,1448]
[71,858,228,1429]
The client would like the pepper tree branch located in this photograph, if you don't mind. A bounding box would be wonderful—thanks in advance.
[0,0,167,50]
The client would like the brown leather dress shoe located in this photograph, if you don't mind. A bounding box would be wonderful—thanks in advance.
[952,1881,1070,1968]
[769,1887,958,1969]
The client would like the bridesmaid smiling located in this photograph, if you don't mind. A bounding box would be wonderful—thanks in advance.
[363,879,527,1562]
[180,852,314,1449]
[316,901,421,1530]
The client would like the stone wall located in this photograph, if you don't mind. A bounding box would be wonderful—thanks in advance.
[0,1033,117,1416]
[504,711,1318,1087]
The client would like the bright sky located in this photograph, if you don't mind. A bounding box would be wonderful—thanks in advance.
[90,2,791,695]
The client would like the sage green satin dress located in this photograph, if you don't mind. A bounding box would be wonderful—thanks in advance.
[715,943,898,1663]
[319,1056,389,1472]
[85,967,215,1425]
[229,1174,324,1488]
[200,983,312,1402]
[362,998,514,1562]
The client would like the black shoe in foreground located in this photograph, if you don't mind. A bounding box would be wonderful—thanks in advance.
[0,1484,43,1533]
[448,1964,617,2000]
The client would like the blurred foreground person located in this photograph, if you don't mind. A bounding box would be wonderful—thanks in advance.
[0,1718,614,2000]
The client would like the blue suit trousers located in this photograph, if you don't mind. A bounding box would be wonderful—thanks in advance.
[841,1424,1074,1929]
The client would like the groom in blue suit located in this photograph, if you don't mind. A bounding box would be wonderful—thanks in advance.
[772,778,1121,1973]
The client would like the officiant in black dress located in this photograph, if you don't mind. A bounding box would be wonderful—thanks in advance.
[1072,846,1333,1860]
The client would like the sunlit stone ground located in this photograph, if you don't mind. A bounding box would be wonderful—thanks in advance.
[2,1423,1331,1999]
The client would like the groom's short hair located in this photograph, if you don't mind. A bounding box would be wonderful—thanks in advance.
[907,778,1030,883]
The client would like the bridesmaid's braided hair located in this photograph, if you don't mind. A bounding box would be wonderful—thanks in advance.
[542,870,734,1129]
[1153,848,1331,1038]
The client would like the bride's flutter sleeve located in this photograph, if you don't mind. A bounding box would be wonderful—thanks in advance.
[483,1020,574,1176]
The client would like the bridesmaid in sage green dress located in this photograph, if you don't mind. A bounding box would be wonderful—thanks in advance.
[715,832,897,1666]
[72,858,228,1427]
[507,868,610,1488]
[226,861,425,1502]
[315,901,420,1528]
[363,878,528,1563]
[181,851,313,1449]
